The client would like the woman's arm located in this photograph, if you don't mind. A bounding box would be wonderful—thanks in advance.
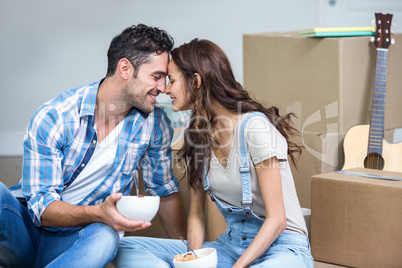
[233,157,287,268]
[187,186,207,250]
[158,192,187,239]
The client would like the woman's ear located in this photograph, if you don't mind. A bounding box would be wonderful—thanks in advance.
[194,73,202,89]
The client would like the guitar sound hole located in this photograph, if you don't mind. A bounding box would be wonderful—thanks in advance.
[364,153,385,170]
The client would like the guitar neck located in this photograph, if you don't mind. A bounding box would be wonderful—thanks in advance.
[368,48,388,155]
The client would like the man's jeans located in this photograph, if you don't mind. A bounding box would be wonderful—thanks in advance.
[0,182,119,267]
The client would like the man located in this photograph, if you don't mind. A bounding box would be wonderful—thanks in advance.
[0,24,187,267]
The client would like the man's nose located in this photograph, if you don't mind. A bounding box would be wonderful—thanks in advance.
[157,77,167,93]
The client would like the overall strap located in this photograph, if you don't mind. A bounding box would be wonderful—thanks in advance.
[239,112,266,216]
[202,166,211,192]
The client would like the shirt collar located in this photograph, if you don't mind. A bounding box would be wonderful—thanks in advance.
[79,79,103,118]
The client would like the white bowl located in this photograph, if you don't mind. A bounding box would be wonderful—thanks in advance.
[173,248,217,268]
[116,196,160,222]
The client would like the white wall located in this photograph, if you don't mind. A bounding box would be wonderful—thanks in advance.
[0,0,401,155]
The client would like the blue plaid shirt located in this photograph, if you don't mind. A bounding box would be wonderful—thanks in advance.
[10,79,179,227]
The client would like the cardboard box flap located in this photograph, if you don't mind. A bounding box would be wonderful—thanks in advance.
[312,167,402,187]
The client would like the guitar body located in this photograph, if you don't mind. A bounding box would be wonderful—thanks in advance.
[342,13,401,173]
[343,124,402,172]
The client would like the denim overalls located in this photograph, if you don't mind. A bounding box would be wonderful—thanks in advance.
[201,112,314,267]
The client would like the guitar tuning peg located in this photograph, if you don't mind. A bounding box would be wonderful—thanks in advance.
[391,39,395,45]
[370,36,375,42]
[372,20,375,26]
[392,23,395,27]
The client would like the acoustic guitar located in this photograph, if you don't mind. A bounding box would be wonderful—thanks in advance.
[342,13,402,172]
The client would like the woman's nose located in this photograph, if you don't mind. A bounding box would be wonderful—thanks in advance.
[165,84,171,94]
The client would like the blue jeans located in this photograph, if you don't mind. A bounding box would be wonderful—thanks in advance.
[113,232,313,268]
[0,182,119,267]
[113,190,313,267]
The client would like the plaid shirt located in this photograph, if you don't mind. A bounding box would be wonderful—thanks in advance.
[10,79,178,227]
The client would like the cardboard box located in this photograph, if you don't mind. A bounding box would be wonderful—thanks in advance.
[291,131,344,208]
[243,32,402,208]
[311,168,402,268]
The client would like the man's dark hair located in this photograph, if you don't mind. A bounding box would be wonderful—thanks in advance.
[106,24,174,77]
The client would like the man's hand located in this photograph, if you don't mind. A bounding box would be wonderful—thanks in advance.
[41,193,151,232]
[98,193,151,232]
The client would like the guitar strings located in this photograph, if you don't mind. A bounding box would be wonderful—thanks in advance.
[368,49,387,170]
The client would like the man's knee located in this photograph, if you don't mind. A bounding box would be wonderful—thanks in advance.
[77,223,120,266]
[83,223,120,252]
[0,182,35,267]
[0,182,20,215]
[98,223,119,244]
[0,181,10,200]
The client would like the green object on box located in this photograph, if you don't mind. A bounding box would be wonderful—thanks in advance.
[300,31,375,38]
[299,26,376,38]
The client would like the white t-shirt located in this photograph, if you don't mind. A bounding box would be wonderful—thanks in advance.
[61,120,124,205]
[208,113,308,236]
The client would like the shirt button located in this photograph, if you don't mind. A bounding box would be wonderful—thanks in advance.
[242,236,247,240]
[81,163,85,167]
[93,140,96,144]
[227,208,232,212]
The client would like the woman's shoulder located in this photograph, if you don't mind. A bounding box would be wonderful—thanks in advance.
[239,112,274,131]
[239,112,288,161]
[240,112,287,145]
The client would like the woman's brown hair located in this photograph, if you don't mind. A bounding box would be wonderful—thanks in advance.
[172,39,301,190]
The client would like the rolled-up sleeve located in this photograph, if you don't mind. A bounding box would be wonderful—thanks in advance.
[141,108,179,196]
[22,105,65,226]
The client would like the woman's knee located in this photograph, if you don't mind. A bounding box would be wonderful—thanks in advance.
[251,253,308,268]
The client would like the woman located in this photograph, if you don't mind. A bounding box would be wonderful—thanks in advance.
[113,39,313,268]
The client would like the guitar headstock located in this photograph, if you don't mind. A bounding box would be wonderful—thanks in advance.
[374,13,393,49]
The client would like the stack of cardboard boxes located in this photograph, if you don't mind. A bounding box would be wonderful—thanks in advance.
[243,31,402,267]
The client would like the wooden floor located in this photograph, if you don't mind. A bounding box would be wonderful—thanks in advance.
[107,261,348,268]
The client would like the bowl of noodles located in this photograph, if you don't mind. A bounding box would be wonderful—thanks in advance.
[173,248,217,268]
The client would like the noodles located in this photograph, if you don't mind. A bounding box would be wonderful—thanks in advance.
[173,252,198,262]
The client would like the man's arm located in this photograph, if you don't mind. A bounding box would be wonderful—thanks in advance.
[157,192,187,239]
[41,193,151,232]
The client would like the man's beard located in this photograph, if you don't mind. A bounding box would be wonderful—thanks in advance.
[121,79,154,114]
